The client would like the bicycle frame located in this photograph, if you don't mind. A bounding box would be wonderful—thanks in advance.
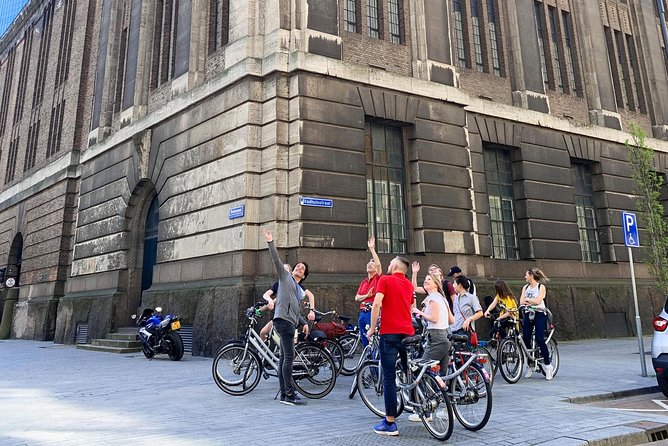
[512,310,555,366]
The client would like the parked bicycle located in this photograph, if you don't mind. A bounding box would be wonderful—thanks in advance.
[337,302,372,374]
[497,304,560,384]
[212,302,337,398]
[349,327,381,399]
[442,333,493,431]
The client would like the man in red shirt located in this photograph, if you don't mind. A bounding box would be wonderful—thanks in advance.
[355,236,382,348]
[367,256,415,436]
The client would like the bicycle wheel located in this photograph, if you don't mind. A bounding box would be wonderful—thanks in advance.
[339,333,363,376]
[292,344,337,399]
[547,338,559,377]
[475,345,495,386]
[451,362,492,431]
[212,343,262,396]
[356,360,404,418]
[322,338,345,376]
[498,338,523,384]
[418,374,453,441]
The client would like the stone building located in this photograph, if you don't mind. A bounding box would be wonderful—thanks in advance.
[2,0,668,353]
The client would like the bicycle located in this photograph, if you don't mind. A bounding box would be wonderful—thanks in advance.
[349,328,380,399]
[356,334,454,441]
[497,304,560,384]
[309,306,354,376]
[480,302,521,379]
[212,302,337,398]
[442,333,493,431]
[337,302,372,374]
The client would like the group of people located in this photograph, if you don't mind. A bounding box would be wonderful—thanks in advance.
[261,229,554,435]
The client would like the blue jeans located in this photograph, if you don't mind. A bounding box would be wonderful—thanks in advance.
[273,318,296,396]
[379,334,408,418]
[358,311,371,348]
[523,311,550,365]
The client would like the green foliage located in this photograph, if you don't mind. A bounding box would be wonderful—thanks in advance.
[626,123,668,294]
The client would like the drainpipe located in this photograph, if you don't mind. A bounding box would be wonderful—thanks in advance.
[658,0,668,62]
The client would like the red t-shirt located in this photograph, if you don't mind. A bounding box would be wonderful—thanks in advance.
[357,273,381,310]
[377,272,415,335]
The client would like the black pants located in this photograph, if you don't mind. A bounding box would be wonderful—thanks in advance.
[273,318,296,396]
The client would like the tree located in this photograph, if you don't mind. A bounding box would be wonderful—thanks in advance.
[625,123,668,295]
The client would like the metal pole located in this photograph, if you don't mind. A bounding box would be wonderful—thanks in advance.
[628,246,648,377]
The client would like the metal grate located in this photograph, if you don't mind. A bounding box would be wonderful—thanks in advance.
[180,324,193,354]
[75,323,88,344]
[651,429,668,442]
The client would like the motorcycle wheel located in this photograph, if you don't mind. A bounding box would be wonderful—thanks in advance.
[142,344,155,359]
[166,331,184,361]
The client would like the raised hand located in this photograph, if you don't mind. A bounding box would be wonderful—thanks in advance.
[262,228,273,242]
[412,261,420,274]
[367,236,376,250]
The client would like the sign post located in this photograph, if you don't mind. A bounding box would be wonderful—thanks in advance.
[622,211,647,377]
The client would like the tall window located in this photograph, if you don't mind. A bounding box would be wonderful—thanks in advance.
[142,196,159,292]
[151,0,179,90]
[471,0,483,72]
[32,1,54,110]
[14,28,33,125]
[367,0,381,39]
[54,0,76,89]
[47,99,65,158]
[0,48,16,138]
[366,122,407,254]
[344,0,359,32]
[484,145,520,260]
[626,34,646,114]
[5,136,20,184]
[534,2,549,90]
[571,162,601,263]
[615,30,632,110]
[209,0,229,53]
[548,7,563,92]
[24,119,40,172]
[388,0,402,44]
[114,0,131,114]
[488,0,501,76]
[562,11,577,94]
[453,0,466,67]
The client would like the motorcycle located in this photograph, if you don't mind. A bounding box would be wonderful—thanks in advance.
[131,307,184,361]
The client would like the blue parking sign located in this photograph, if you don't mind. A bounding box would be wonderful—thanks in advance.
[622,212,639,248]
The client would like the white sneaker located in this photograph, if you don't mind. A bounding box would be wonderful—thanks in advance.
[544,364,554,380]
[408,413,431,422]
[524,367,533,379]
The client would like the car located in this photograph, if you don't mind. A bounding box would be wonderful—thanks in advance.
[651,299,668,397]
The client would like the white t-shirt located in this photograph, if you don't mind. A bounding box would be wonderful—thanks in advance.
[524,283,545,309]
[424,292,450,330]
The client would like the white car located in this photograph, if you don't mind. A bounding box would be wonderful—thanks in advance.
[651,302,668,397]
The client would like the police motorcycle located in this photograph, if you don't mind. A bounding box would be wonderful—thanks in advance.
[131,307,184,361]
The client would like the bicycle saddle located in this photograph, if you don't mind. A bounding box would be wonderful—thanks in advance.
[338,315,351,323]
[449,333,469,343]
[401,335,423,345]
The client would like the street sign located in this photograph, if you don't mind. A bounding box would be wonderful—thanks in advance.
[299,196,333,208]
[228,205,245,219]
[622,211,640,248]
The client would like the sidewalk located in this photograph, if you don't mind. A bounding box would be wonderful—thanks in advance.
[0,336,664,445]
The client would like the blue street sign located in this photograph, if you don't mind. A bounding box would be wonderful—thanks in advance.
[229,205,245,219]
[622,211,639,248]
[299,196,333,208]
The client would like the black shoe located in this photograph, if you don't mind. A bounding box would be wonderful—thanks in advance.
[281,393,307,406]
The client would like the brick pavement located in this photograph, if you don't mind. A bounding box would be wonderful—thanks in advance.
[0,337,665,446]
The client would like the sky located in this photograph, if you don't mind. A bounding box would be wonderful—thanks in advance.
[0,0,29,38]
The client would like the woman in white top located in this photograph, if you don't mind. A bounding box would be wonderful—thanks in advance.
[520,267,553,380]
[412,273,455,374]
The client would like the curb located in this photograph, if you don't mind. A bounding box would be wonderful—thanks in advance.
[564,386,660,404]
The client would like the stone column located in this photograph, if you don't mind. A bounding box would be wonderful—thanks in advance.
[410,0,459,86]
[571,0,622,130]
[507,0,549,113]
[634,0,668,140]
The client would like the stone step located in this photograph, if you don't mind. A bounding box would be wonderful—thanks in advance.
[114,326,138,335]
[92,338,142,348]
[107,333,138,341]
[75,344,142,354]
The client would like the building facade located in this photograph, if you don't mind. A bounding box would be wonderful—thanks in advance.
[2,0,668,353]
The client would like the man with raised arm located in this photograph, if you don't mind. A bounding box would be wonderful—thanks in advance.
[354,236,382,348]
[262,228,314,406]
[366,256,415,436]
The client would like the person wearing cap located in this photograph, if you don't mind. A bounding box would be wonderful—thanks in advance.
[367,256,415,436]
[354,236,382,347]
[447,265,476,296]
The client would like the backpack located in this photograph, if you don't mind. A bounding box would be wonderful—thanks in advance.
[313,321,347,338]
